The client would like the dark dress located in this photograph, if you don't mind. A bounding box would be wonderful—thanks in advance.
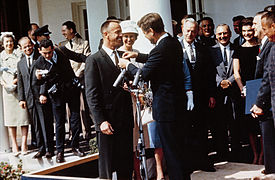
[233,45,260,134]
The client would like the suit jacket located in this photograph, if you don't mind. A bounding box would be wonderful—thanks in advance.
[255,40,274,79]
[256,44,275,112]
[85,48,133,131]
[17,49,40,109]
[209,43,240,100]
[128,34,186,122]
[34,46,86,97]
[179,39,216,107]
[59,36,90,78]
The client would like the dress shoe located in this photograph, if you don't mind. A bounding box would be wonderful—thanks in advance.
[33,151,45,159]
[45,152,54,158]
[72,148,85,157]
[200,165,216,172]
[56,152,65,163]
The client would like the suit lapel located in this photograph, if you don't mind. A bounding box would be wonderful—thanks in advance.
[227,43,235,74]
[99,48,120,73]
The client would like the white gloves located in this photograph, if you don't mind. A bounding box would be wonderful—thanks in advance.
[186,90,194,111]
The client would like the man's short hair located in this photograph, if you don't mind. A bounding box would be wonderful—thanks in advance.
[216,24,231,32]
[18,36,33,47]
[182,18,198,29]
[100,20,120,34]
[39,39,54,49]
[62,21,77,33]
[181,15,195,25]
[264,5,275,13]
[262,11,275,27]
[232,15,245,22]
[199,17,214,26]
[137,13,164,33]
[28,23,39,32]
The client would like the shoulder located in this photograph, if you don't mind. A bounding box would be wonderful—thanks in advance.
[59,40,68,47]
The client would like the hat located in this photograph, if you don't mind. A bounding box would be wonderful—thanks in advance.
[33,25,52,36]
[120,20,138,34]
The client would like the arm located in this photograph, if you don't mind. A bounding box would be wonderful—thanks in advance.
[233,58,244,92]
[17,63,25,102]
[58,46,87,63]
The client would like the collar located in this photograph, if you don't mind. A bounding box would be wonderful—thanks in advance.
[156,33,168,46]
[261,36,268,48]
[102,45,116,57]
[183,39,195,49]
[218,42,230,50]
[45,51,57,63]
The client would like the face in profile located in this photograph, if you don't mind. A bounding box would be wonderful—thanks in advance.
[252,15,263,39]
[233,20,241,34]
[143,29,156,44]
[106,22,122,48]
[200,20,214,37]
[216,26,231,46]
[242,25,255,41]
[182,21,198,44]
[61,25,74,40]
[3,36,14,52]
[122,33,137,49]
[261,17,275,42]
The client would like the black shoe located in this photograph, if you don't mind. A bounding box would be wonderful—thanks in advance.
[200,165,216,172]
[45,152,54,158]
[72,148,85,157]
[56,152,65,163]
[32,151,45,159]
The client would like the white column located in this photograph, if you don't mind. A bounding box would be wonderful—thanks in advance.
[86,0,108,53]
[129,0,173,53]
[195,0,200,20]
[0,86,10,152]
[186,0,193,15]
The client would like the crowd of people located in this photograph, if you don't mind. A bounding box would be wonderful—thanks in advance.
[0,5,275,180]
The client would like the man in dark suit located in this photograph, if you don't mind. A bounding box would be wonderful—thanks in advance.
[179,18,216,172]
[17,37,54,158]
[35,39,86,163]
[210,24,242,162]
[119,13,192,180]
[84,20,133,179]
[251,11,275,174]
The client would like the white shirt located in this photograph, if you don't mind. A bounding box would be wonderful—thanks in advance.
[260,36,268,50]
[219,43,230,64]
[102,45,119,66]
[156,33,168,46]
[25,52,34,68]
[183,39,196,61]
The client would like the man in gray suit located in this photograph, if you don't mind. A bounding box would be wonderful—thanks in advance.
[210,24,242,162]
[17,37,54,158]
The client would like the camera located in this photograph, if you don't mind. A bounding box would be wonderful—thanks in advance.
[48,83,58,95]
[38,69,49,77]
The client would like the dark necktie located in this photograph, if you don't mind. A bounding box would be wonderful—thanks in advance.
[69,40,73,49]
[113,51,119,69]
[27,57,31,71]
[223,47,228,70]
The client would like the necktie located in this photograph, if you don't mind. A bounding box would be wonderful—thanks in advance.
[113,51,119,69]
[27,57,31,70]
[188,44,195,62]
[69,40,73,49]
[223,47,228,70]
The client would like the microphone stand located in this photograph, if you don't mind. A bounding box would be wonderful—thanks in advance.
[130,75,148,180]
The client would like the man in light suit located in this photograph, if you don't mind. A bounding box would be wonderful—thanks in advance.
[59,21,93,140]
[210,24,242,162]
[251,11,275,174]
[17,37,54,158]
[85,20,133,179]
[179,18,216,172]
[119,13,193,180]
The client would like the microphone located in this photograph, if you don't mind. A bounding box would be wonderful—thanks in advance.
[113,69,126,87]
[132,69,142,87]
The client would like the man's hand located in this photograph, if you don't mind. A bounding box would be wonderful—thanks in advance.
[209,97,216,109]
[220,80,231,89]
[122,51,138,59]
[19,101,26,109]
[36,69,43,80]
[39,95,47,104]
[118,58,130,69]
[250,104,264,118]
[100,121,114,135]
